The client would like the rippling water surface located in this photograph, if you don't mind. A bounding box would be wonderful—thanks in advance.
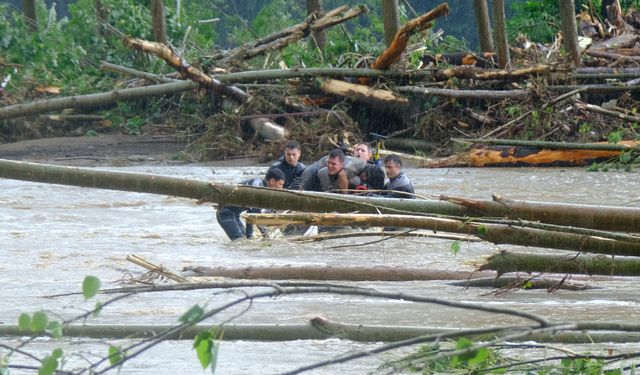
[1,164,639,374]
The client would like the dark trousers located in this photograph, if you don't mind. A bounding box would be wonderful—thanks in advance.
[216,207,246,241]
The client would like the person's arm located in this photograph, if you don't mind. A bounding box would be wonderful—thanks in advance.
[336,169,348,193]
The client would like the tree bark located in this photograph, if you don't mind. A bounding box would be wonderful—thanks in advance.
[184,265,494,281]
[320,79,408,103]
[209,5,367,64]
[1,159,639,233]
[151,0,168,44]
[473,0,494,52]
[450,276,596,290]
[492,0,510,68]
[397,86,529,100]
[558,0,581,66]
[453,138,640,152]
[479,250,640,277]
[22,0,38,32]
[245,212,640,256]
[381,0,400,47]
[306,0,326,50]
[0,80,197,120]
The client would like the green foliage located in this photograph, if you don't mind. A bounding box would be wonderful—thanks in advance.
[179,304,204,324]
[108,345,125,366]
[18,313,31,332]
[82,275,101,299]
[31,311,49,333]
[193,330,221,372]
[450,240,461,255]
[607,130,624,144]
[38,348,63,375]
[508,0,560,44]
[476,224,488,236]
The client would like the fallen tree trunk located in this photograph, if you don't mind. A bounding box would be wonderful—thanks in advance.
[478,250,640,276]
[1,320,640,343]
[419,144,627,168]
[397,86,530,100]
[365,3,449,74]
[1,159,639,232]
[245,212,640,256]
[453,138,640,151]
[123,37,287,141]
[208,5,368,64]
[0,80,197,121]
[438,194,640,235]
[449,276,597,290]
[320,79,408,104]
[184,265,494,281]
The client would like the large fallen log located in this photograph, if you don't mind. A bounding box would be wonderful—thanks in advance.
[2,320,640,343]
[478,250,640,276]
[1,159,640,233]
[208,5,368,64]
[245,212,640,256]
[419,143,633,168]
[122,37,287,141]
[184,265,494,281]
[0,80,197,121]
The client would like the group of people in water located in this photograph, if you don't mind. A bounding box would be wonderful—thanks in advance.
[217,140,415,241]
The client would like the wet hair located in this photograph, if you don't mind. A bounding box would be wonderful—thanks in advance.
[328,148,345,162]
[354,143,371,153]
[265,168,286,181]
[383,154,403,168]
[365,165,386,190]
[284,140,301,151]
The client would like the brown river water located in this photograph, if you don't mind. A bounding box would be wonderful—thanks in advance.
[1,164,639,374]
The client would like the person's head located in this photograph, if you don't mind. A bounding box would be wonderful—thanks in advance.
[352,143,372,162]
[265,168,285,189]
[283,140,301,167]
[326,148,345,176]
[383,155,403,180]
[363,164,386,190]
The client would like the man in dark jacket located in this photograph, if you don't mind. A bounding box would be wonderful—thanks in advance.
[382,154,415,198]
[268,140,306,189]
[216,168,285,241]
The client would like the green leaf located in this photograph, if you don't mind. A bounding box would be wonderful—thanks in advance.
[476,225,488,236]
[195,335,212,369]
[31,311,48,333]
[18,313,31,332]
[108,345,124,366]
[47,321,63,339]
[179,304,204,324]
[450,240,460,255]
[92,301,103,317]
[82,276,101,299]
[468,347,489,366]
[38,349,62,375]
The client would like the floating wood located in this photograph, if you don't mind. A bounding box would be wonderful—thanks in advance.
[245,212,640,256]
[478,250,640,277]
[184,265,494,281]
[1,159,639,233]
[449,276,597,291]
[127,254,189,283]
[1,320,640,343]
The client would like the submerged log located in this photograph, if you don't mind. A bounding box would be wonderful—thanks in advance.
[449,276,597,290]
[184,265,494,281]
[478,250,640,277]
[245,212,640,255]
[1,320,640,343]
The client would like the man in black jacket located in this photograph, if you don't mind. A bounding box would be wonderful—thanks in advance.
[216,168,285,241]
[383,155,415,198]
[268,140,306,189]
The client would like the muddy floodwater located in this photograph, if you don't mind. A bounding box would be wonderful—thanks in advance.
[1,164,639,374]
